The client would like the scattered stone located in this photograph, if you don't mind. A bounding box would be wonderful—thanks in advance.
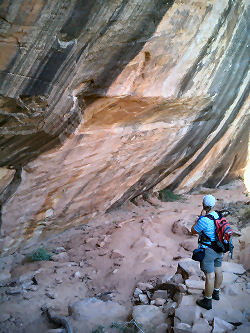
[161,274,172,283]
[222,262,245,275]
[26,285,38,291]
[74,271,81,278]
[185,279,205,290]
[162,301,177,316]
[132,305,166,332]
[23,293,32,300]
[139,294,149,304]
[0,269,11,286]
[171,274,184,284]
[152,290,169,300]
[112,269,119,274]
[0,313,10,322]
[69,298,128,331]
[213,317,234,333]
[6,288,22,295]
[137,282,154,290]
[54,247,66,254]
[150,300,156,305]
[134,288,142,297]
[48,329,66,333]
[110,249,124,259]
[46,291,56,299]
[154,298,166,306]
[55,278,63,284]
[51,252,69,262]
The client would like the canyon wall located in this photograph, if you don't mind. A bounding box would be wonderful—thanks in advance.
[0,0,249,254]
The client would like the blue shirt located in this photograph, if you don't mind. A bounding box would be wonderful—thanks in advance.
[194,211,219,248]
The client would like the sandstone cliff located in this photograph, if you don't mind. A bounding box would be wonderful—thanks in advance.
[0,0,249,254]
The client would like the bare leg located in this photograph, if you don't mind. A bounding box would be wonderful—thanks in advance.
[214,266,223,289]
[204,272,214,298]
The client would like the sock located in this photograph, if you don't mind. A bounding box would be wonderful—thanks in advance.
[214,288,220,291]
[205,296,212,299]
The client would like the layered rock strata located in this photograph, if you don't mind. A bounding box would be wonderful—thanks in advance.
[0,0,249,253]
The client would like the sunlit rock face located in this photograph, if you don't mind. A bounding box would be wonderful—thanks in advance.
[0,0,249,254]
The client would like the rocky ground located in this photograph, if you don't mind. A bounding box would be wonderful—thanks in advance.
[0,180,249,333]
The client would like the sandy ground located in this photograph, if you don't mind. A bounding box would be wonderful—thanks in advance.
[0,180,249,332]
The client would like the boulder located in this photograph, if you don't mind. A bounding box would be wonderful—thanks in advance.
[185,279,205,290]
[174,305,202,326]
[172,219,192,236]
[222,262,245,275]
[69,297,128,332]
[171,274,184,284]
[177,260,202,280]
[180,239,197,252]
[213,317,234,333]
[132,305,166,332]
[152,290,169,300]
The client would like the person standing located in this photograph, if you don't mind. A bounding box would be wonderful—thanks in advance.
[191,194,223,310]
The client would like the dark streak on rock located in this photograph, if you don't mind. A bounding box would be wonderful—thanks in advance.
[177,0,234,98]
[0,166,22,230]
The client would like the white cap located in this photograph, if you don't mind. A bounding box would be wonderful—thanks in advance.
[203,194,216,208]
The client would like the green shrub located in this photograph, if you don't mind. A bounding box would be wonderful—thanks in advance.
[30,248,51,261]
[158,189,182,202]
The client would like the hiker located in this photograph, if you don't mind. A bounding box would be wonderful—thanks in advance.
[191,194,223,310]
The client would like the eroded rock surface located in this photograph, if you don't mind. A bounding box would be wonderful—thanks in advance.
[0,0,249,252]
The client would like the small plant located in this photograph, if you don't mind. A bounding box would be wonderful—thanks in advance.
[30,248,51,261]
[158,189,182,202]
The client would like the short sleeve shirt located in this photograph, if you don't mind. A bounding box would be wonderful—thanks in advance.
[194,211,219,248]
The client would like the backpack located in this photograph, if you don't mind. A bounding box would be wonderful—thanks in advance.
[206,210,234,258]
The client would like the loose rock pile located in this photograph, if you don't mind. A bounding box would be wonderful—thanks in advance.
[131,259,250,333]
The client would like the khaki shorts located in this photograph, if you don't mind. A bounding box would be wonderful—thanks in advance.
[200,247,223,274]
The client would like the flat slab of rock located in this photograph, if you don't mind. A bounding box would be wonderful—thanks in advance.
[132,305,166,332]
[222,262,245,275]
[192,318,211,333]
[185,279,205,290]
[222,271,238,285]
[69,297,128,332]
[213,316,234,333]
[175,305,202,326]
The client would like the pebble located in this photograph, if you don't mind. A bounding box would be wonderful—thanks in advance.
[74,271,81,278]
[112,269,119,274]
[134,288,143,297]
[46,291,56,299]
[154,298,166,306]
[55,278,63,284]
[6,288,22,295]
[139,294,149,304]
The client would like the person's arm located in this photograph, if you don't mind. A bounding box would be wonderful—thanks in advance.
[190,213,205,235]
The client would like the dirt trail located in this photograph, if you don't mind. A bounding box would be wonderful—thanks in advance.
[0,180,249,332]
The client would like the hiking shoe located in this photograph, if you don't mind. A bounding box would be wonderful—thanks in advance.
[212,289,220,300]
[196,297,212,310]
